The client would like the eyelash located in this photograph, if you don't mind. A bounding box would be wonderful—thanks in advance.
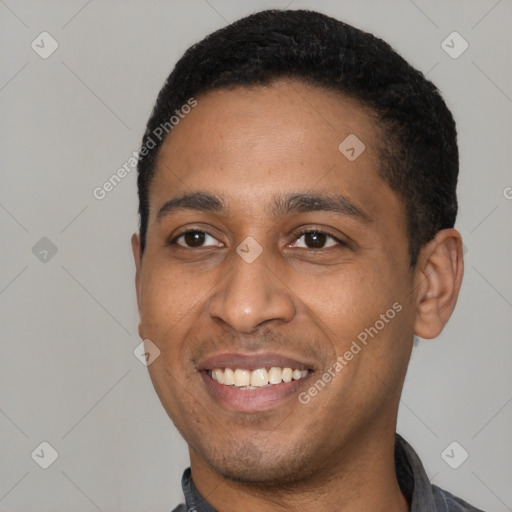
[169,228,346,249]
[291,228,346,248]
[170,230,220,247]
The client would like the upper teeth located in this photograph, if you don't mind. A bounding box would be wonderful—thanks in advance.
[210,367,308,388]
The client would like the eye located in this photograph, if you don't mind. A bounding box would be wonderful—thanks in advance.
[290,230,342,249]
[173,230,223,248]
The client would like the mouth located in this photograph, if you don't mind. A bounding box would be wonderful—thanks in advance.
[198,353,315,412]
[208,366,309,389]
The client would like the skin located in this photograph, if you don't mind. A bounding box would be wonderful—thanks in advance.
[132,79,464,512]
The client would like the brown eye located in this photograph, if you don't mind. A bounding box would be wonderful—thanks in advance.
[175,231,222,248]
[291,230,339,249]
[304,232,327,248]
[184,231,205,247]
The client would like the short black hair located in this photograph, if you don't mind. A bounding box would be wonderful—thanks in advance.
[137,9,458,266]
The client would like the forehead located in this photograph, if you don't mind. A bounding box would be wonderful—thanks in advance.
[149,79,400,223]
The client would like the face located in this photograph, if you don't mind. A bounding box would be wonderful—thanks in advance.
[133,80,418,485]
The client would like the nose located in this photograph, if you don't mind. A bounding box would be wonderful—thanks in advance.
[208,255,296,333]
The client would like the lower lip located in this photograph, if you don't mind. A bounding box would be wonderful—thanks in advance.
[200,371,312,412]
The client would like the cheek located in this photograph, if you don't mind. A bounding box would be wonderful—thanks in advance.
[292,261,409,361]
[138,259,202,337]
[294,267,384,332]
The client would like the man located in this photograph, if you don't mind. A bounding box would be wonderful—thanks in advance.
[131,9,484,512]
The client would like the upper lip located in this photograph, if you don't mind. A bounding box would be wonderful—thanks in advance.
[197,352,316,372]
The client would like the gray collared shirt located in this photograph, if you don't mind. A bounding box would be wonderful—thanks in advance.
[171,434,485,511]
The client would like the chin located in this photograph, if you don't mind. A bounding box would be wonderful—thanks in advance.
[200,439,318,487]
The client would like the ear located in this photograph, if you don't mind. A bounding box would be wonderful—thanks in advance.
[413,228,464,339]
[131,233,144,338]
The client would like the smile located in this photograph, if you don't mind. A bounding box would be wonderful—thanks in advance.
[209,367,309,389]
[198,352,316,411]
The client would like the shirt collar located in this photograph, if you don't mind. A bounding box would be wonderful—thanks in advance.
[395,433,438,511]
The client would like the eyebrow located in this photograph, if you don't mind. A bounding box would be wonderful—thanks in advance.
[156,191,371,223]
[156,192,225,221]
[271,193,372,222]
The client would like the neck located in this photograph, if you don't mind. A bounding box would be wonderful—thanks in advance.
[188,430,409,512]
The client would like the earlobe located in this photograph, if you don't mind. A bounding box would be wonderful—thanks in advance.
[413,229,464,339]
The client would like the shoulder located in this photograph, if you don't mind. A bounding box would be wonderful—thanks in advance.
[432,484,486,512]
[170,504,187,512]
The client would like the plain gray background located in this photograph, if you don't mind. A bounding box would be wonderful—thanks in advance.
[1,1,511,511]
